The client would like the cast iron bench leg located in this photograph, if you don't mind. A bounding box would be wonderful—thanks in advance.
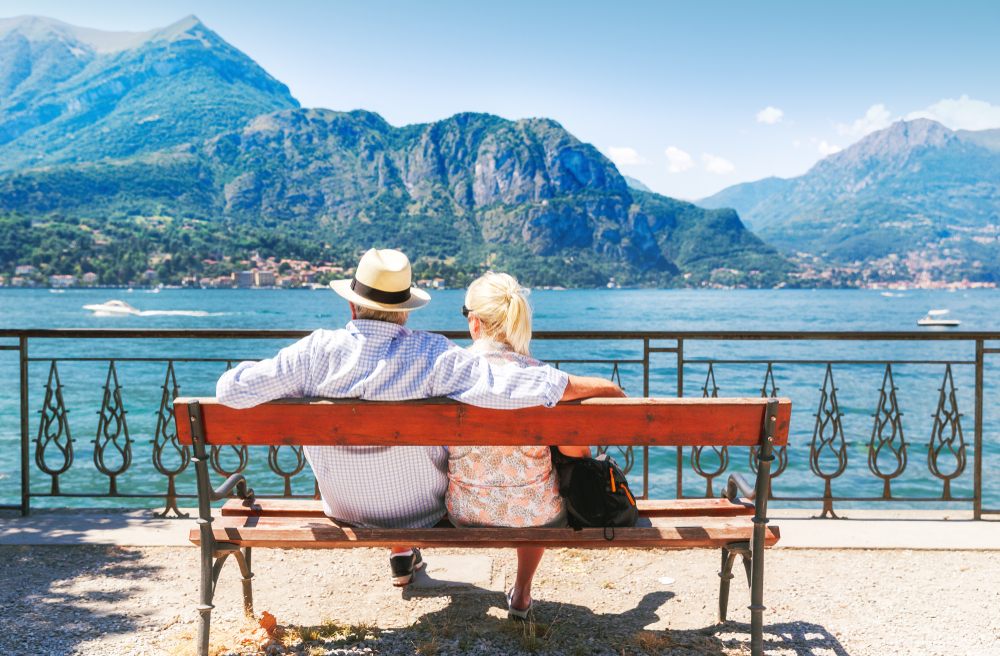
[718,546,734,622]
[748,400,777,656]
[718,541,751,622]
[196,521,214,656]
[239,546,254,617]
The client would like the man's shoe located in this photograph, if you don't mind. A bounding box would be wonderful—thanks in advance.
[390,548,424,586]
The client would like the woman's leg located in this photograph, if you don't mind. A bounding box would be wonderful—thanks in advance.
[510,547,545,611]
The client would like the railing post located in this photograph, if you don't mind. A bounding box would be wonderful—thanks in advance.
[20,336,29,517]
[643,338,649,499]
[974,339,983,520]
[676,338,684,499]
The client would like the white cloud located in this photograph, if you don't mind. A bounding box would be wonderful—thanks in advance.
[701,153,735,174]
[837,104,893,137]
[817,140,842,156]
[905,95,1000,131]
[664,146,694,172]
[756,106,784,124]
[606,147,648,166]
[792,139,801,148]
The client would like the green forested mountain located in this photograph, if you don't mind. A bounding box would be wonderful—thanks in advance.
[697,120,1000,279]
[0,15,298,171]
[0,17,790,288]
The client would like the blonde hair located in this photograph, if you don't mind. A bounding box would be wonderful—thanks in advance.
[465,271,532,355]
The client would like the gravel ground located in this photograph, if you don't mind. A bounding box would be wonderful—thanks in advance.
[0,545,997,656]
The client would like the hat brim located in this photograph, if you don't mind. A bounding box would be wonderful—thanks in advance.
[330,279,431,311]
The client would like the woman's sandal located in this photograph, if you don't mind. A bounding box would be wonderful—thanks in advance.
[506,587,533,621]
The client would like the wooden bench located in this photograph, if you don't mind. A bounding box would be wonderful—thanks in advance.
[176,396,791,656]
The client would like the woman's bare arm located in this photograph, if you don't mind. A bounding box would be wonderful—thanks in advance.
[560,374,626,401]
[555,375,622,458]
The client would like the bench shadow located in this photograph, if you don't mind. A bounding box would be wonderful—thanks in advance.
[0,544,165,656]
[401,585,852,655]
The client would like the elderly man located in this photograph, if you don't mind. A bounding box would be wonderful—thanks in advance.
[216,248,624,585]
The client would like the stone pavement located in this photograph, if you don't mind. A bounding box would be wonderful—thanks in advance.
[2,507,998,549]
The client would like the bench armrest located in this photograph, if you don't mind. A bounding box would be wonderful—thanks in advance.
[210,473,255,504]
[722,473,757,502]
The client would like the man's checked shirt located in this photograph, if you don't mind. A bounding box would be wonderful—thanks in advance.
[216,320,569,528]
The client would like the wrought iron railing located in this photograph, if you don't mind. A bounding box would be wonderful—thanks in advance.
[1,329,997,519]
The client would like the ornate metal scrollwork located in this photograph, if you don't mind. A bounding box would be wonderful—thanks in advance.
[702,363,719,398]
[210,445,249,477]
[809,364,848,518]
[210,361,249,479]
[690,364,728,496]
[760,363,779,398]
[597,362,634,474]
[927,364,966,500]
[35,361,74,494]
[750,364,787,496]
[151,362,190,518]
[93,361,132,495]
[268,445,307,497]
[868,364,907,499]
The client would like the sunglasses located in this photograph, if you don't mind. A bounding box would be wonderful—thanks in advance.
[461,305,472,318]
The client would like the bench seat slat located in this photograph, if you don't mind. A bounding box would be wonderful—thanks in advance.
[220,497,756,518]
[192,515,777,550]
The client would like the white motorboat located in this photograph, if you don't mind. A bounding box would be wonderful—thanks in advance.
[917,309,960,327]
[83,300,141,315]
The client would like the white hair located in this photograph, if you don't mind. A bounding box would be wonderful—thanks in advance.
[354,305,410,326]
[465,271,532,355]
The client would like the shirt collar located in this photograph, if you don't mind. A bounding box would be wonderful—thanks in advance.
[347,319,412,340]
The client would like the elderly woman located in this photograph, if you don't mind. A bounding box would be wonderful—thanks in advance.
[446,272,623,619]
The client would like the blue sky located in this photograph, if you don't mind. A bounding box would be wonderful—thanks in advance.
[4,0,1000,199]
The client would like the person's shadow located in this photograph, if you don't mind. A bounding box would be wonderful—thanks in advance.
[401,585,852,655]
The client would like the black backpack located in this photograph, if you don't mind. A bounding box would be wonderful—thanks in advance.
[550,447,639,535]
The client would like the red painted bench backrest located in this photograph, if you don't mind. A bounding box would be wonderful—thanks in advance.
[175,397,791,448]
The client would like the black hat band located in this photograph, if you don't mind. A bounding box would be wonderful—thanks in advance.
[350,278,412,304]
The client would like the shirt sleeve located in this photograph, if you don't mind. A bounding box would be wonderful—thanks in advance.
[428,342,569,409]
[216,333,315,409]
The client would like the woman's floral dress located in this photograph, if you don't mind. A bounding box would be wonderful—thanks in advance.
[445,340,565,528]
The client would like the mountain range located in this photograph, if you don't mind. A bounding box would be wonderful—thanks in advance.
[0,15,788,288]
[698,119,1000,279]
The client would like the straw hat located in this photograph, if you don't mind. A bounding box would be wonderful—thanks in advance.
[330,248,430,311]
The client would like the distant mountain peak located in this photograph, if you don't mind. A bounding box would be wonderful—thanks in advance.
[820,118,955,170]
[623,175,651,192]
[0,15,206,54]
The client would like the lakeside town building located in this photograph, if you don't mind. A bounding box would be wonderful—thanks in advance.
[233,271,254,288]
[253,270,276,287]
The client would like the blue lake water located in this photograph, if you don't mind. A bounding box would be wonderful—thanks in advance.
[1,287,998,511]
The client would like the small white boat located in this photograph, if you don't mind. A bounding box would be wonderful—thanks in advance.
[917,309,960,327]
[83,300,141,315]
